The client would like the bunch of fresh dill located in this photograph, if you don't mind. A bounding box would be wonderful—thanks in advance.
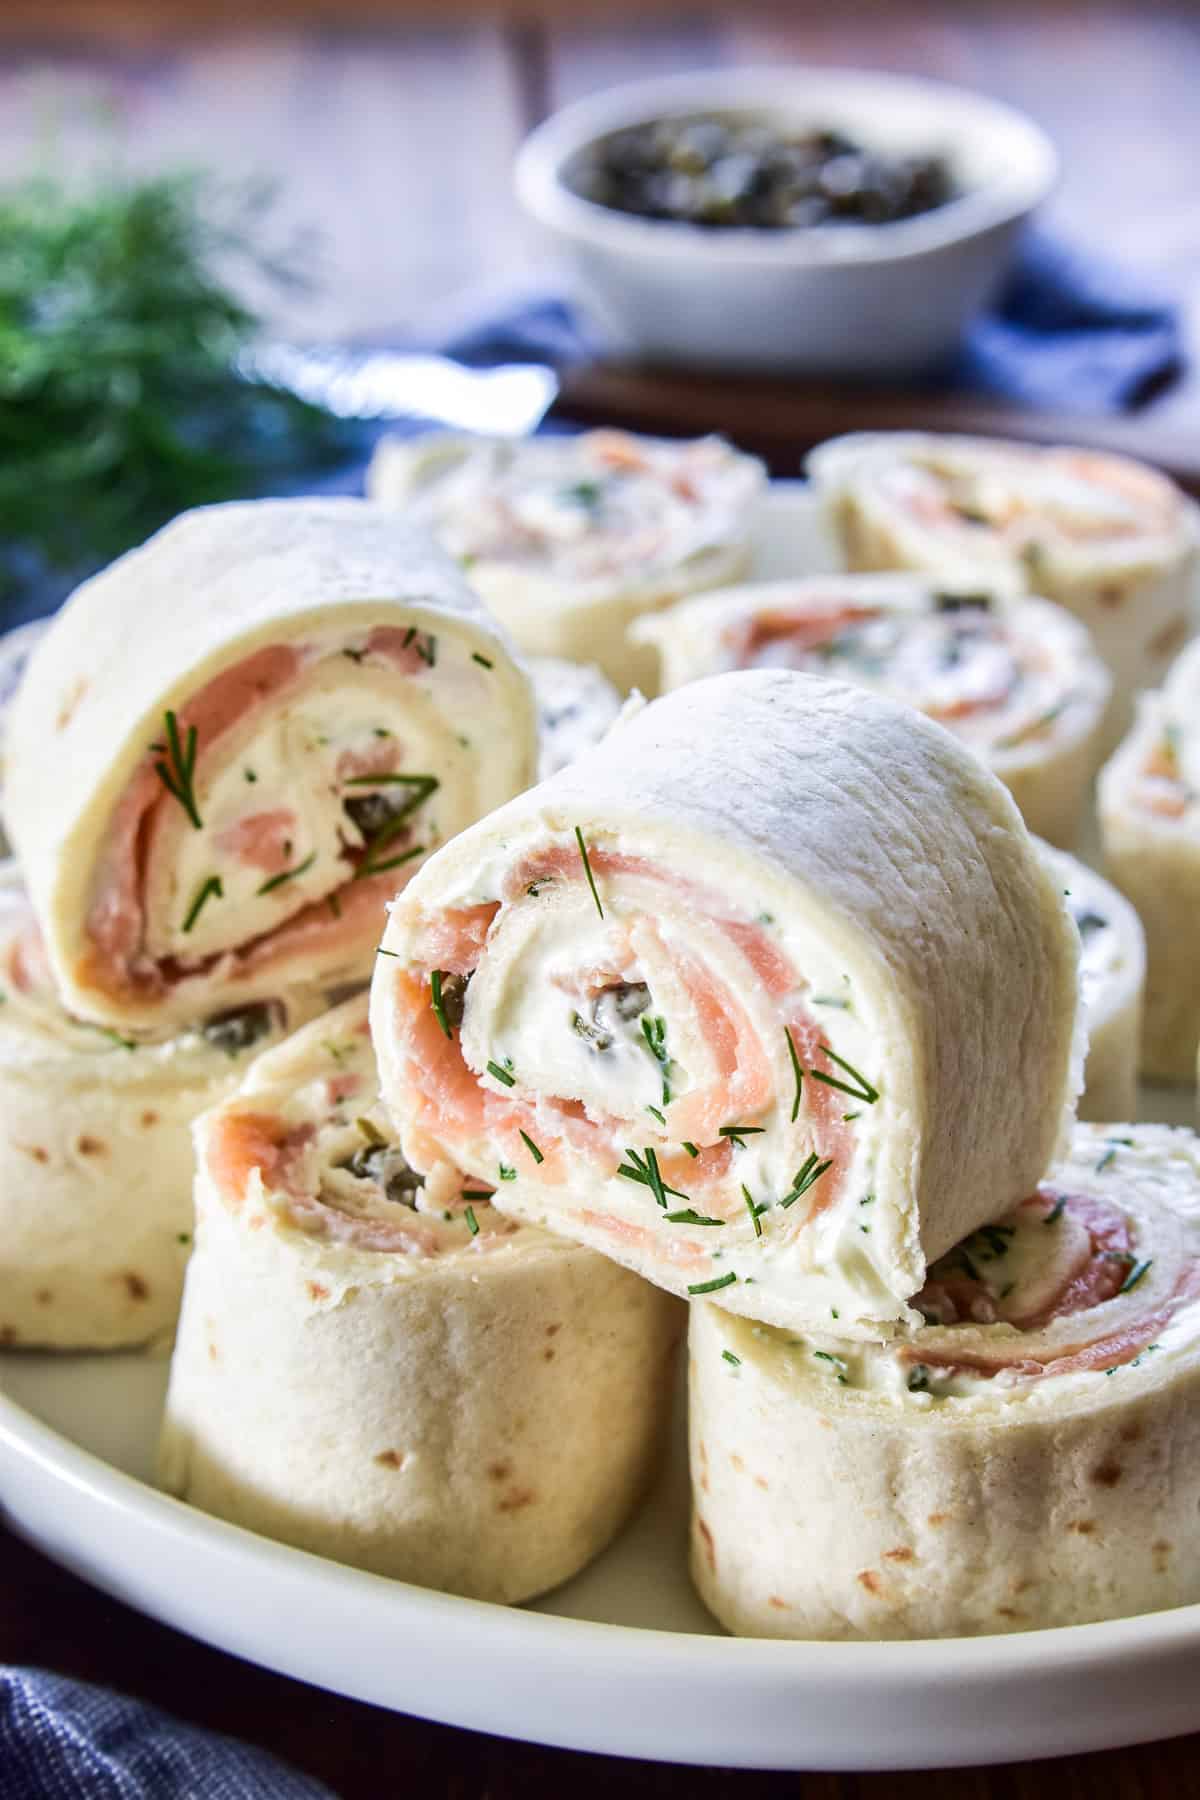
[0,170,350,612]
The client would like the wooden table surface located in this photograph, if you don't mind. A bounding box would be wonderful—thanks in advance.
[3,4,1200,1793]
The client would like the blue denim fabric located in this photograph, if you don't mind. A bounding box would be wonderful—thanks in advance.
[0,1667,335,1800]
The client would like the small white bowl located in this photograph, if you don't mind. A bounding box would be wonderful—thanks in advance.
[514,67,1058,377]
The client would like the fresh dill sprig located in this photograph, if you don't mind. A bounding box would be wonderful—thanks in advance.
[154,710,202,829]
[575,826,604,918]
[181,873,222,933]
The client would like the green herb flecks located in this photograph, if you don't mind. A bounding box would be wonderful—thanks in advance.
[719,1123,765,1149]
[1043,1195,1067,1226]
[779,1152,834,1210]
[664,1208,725,1227]
[721,1349,741,1367]
[357,840,426,881]
[1120,1258,1153,1295]
[471,652,494,669]
[429,970,453,1039]
[617,1145,685,1209]
[1096,1146,1117,1174]
[154,710,202,829]
[809,1045,879,1104]
[682,1141,700,1159]
[688,1271,737,1296]
[784,1026,804,1122]
[486,1058,516,1089]
[743,1185,765,1239]
[244,768,257,784]
[646,1104,667,1125]
[464,1205,480,1237]
[181,873,223,934]
[257,850,316,896]
[640,1013,672,1105]
[518,1129,544,1166]
[575,826,604,919]
[498,1163,516,1182]
[813,1350,849,1385]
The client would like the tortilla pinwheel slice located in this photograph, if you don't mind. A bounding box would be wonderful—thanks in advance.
[0,862,315,1350]
[158,993,681,1600]
[367,429,766,693]
[808,431,1197,729]
[3,499,536,1037]
[691,1122,1200,1640]
[370,669,1081,1338]
[633,573,1111,848]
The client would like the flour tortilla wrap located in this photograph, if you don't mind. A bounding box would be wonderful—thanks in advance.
[0,863,313,1350]
[530,656,623,779]
[370,669,1081,1338]
[1098,637,1200,1081]
[367,429,765,693]
[3,499,536,1037]
[808,431,1197,731]
[691,1123,1200,1640]
[158,992,681,1601]
[633,574,1111,849]
[1037,843,1144,1122]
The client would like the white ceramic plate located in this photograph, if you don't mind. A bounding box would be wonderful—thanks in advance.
[4,485,1200,1772]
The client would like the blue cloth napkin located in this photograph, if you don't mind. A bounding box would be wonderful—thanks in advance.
[1,1667,335,1800]
[443,231,1183,416]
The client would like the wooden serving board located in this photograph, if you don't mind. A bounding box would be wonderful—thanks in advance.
[555,362,1200,496]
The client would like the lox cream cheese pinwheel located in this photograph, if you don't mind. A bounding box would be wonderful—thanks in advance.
[1098,636,1200,1080]
[633,574,1110,848]
[3,500,536,1037]
[371,670,1081,1337]
[366,429,765,692]
[1038,844,1144,1123]
[691,1123,1200,1640]
[159,993,680,1600]
[0,863,314,1349]
[808,432,1197,725]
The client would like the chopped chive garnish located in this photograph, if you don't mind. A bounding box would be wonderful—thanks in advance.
[498,1163,516,1182]
[86,1023,138,1051]
[646,1104,666,1125]
[343,772,441,793]
[154,709,202,829]
[1120,1258,1152,1295]
[487,1059,516,1088]
[810,1045,879,1104]
[859,1193,875,1206]
[720,1123,765,1148]
[257,851,317,896]
[1096,1146,1117,1174]
[742,1184,764,1239]
[464,1205,480,1237]
[784,1027,803,1122]
[401,627,416,649]
[688,1271,737,1296]
[376,946,399,959]
[575,826,603,918]
[682,1141,699,1159]
[1043,1195,1067,1225]
[665,1208,725,1226]
[843,1111,861,1123]
[416,632,437,667]
[244,768,257,783]
[813,1350,849,1384]
[472,652,494,669]
[461,1188,493,1202]
[721,1349,741,1367]
[356,1117,386,1147]
[430,970,452,1038]
[779,1152,834,1210]
[182,874,223,934]
[518,1128,544,1165]
[617,1146,688,1206]
[358,842,427,880]
[811,994,850,1010]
